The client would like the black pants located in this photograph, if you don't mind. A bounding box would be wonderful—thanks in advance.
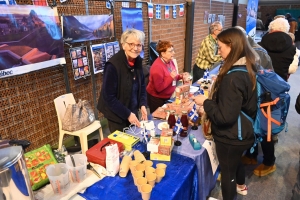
[147,93,169,113]
[192,64,206,84]
[215,140,252,200]
[108,119,130,133]
[245,135,276,166]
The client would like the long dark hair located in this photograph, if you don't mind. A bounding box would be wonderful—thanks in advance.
[215,28,257,91]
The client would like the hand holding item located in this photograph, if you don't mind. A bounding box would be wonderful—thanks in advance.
[170,70,177,79]
[140,106,148,121]
[128,112,141,127]
[192,95,207,106]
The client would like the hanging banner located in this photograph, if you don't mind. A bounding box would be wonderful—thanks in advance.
[0,5,65,79]
[121,8,144,58]
[246,0,258,37]
[69,46,90,80]
[90,43,106,74]
[32,0,48,6]
[62,15,114,43]
[148,3,153,18]
[0,0,16,4]
[179,4,184,17]
[155,4,161,19]
[165,5,169,19]
[173,5,177,19]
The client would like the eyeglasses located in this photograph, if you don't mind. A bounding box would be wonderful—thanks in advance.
[216,29,223,32]
[166,49,175,53]
[126,42,143,49]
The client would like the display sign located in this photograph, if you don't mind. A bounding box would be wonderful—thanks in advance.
[246,0,258,37]
[0,5,65,79]
[62,15,114,43]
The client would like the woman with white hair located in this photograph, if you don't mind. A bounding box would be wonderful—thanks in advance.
[259,17,296,81]
[97,29,148,132]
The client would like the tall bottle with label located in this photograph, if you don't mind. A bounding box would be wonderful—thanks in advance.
[180,110,188,137]
[167,110,176,136]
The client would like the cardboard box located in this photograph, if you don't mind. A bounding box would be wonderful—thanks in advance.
[161,128,173,137]
[150,141,174,161]
[108,131,140,151]
[158,145,172,156]
[160,131,172,146]
[150,152,171,161]
[147,137,160,153]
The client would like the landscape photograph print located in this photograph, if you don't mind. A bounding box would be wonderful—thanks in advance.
[62,15,114,43]
[0,5,66,78]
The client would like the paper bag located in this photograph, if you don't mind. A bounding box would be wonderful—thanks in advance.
[105,144,120,177]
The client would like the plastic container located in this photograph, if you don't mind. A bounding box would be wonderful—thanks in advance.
[65,154,87,183]
[46,163,70,195]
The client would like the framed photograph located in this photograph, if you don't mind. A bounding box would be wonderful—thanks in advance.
[69,46,91,80]
[90,43,107,74]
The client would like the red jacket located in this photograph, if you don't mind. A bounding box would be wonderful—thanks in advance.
[146,58,180,99]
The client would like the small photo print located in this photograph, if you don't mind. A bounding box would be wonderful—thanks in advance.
[83,57,88,66]
[84,65,90,75]
[76,49,82,58]
[79,67,85,76]
[81,47,87,57]
[105,43,114,60]
[70,50,77,59]
[77,58,84,67]
[72,59,78,68]
[74,68,80,79]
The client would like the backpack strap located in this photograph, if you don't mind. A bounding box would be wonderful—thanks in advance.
[253,46,268,54]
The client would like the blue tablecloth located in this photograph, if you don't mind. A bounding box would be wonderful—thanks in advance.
[126,120,219,200]
[78,142,199,200]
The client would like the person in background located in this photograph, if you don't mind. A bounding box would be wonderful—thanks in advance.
[286,13,298,34]
[256,17,265,30]
[259,17,296,81]
[97,29,147,133]
[287,32,300,76]
[264,13,273,30]
[193,28,257,199]
[146,40,184,113]
[192,21,223,83]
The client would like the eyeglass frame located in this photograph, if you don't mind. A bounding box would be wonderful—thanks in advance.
[125,42,143,49]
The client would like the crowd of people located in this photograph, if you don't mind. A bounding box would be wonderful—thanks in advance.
[96,12,299,200]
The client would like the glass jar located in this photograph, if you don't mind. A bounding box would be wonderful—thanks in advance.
[180,110,188,137]
[167,110,176,132]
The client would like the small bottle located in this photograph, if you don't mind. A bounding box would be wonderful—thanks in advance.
[262,92,273,112]
[180,110,188,137]
[167,110,176,135]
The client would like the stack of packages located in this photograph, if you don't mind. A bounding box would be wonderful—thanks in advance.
[147,129,174,161]
[152,84,200,120]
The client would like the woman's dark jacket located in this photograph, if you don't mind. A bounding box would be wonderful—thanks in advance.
[97,49,147,123]
[203,58,257,146]
[259,32,295,81]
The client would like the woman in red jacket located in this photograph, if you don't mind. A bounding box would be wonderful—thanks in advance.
[146,40,183,113]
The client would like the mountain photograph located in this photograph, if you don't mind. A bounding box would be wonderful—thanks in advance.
[63,15,114,43]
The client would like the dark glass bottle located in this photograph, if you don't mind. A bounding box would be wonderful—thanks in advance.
[263,92,272,112]
[168,110,176,136]
[180,110,188,137]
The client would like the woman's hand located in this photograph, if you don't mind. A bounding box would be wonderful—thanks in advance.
[140,106,148,121]
[170,70,177,79]
[128,112,141,127]
[192,95,208,106]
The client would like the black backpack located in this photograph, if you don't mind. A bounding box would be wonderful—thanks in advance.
[295,93,300,114]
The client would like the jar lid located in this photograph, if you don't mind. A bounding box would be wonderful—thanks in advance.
[182,110,187,114]
[170,110,175,113]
